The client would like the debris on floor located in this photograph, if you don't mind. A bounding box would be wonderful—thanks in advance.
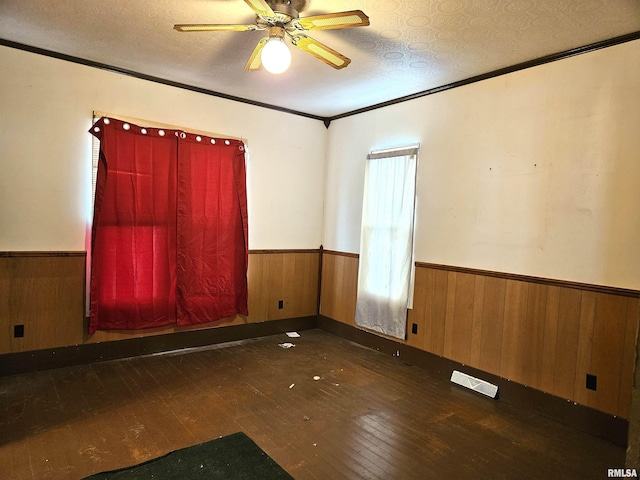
[286,331,300,338]
[278,342,295,349]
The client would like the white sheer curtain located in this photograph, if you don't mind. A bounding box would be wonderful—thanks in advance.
[355,146,418,339]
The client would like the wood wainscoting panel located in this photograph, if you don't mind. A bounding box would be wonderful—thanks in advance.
[309,249,639,419]
[470,275,486,367]
[539,285,560,394]
[589,293,636,416]
[499,279,529,384]
[444,272,476,365]
[0,253,86,354]
[620,299,640,418]
[521,282,548,388]
[574,291,597,408]
[0,250,320,355]
[248,250,320,322]
[425,269,448,357]
[406,266,427,350]
[319,251,358,326]
[477,276,506,377]
[547,286,581,400]
[392,260,640,418]
[0,261,10,353]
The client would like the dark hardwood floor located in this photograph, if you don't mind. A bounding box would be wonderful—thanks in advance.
[0,329,625,479]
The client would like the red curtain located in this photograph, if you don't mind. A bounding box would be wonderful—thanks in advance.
[89,118,248,333]
[176,133,249,325]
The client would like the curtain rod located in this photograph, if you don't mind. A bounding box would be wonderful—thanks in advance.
[93,111,246,144]
[369,143,420,159]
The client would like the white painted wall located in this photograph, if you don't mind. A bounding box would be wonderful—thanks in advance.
[0,45,327,251]
[3,40,639,290]
[323,40,640,290]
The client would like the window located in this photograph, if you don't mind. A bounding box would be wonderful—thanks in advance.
[88,116,248,333]
[355,145,418,339]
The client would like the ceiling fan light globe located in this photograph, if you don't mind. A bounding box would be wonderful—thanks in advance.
[261,38,291,74]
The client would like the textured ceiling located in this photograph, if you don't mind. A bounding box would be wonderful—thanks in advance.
[1,0,640,118]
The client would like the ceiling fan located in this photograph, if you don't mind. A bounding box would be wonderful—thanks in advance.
[174,0,370,74]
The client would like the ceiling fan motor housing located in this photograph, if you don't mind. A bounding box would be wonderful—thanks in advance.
[269,0,308,13]
[260,0,307,26]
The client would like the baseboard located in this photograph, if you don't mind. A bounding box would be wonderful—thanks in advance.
[0,316,318,377]
[317,315,629,448]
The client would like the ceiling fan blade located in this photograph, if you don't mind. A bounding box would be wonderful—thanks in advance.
[294,10,370,31]
[243,0,276,18]
[245,37,269,71]
[292,35,351,69]
[174,24,257,32]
